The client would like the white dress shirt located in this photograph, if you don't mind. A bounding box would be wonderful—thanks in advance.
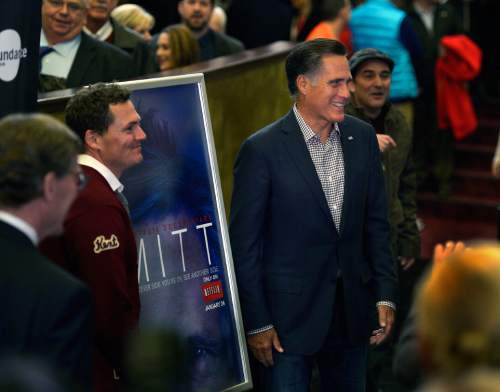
[40,30,81,79]
[78,154,124,192]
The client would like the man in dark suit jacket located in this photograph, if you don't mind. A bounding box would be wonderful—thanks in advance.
[39,0,135,93]
[41,83,145,392]
[178,0,244,61]
[0,113,92,390]
[229,39,397,391]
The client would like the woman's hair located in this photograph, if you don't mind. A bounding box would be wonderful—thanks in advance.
[416,244,500,376]
[297,0,347,41]
[111,4,155,33]
[161,24,200,68]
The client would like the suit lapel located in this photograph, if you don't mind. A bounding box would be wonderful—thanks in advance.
[67,33,96,87]
[338,117,356,234]
[280,111,335,227]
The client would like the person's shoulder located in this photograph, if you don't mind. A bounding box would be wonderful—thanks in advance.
[69,168,121,214]
[212,30,245,51]
[111,18,146,48]
[387,104,409,125]
[248,111,292,143]
[342,113,373,131]
[17,250,90,300]
[81,32,132,61]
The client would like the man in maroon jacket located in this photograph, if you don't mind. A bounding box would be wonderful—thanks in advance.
[41,83,146,392]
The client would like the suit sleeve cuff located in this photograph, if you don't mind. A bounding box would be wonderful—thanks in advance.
[246,324,274,336]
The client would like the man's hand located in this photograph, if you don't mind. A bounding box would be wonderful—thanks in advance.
[399,256,415,271]
[247,327,284,367]
[376,134,397,152]
[370,305,395,346]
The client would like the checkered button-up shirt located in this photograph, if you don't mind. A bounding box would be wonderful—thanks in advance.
[293,105,345,231]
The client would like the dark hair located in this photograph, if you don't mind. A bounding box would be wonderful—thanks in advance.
[65,83,131,141]
[286,38,347,96]
[0,113,82,207]
[297,0,347,41]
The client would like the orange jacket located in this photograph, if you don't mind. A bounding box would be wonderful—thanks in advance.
[436,34,482,140]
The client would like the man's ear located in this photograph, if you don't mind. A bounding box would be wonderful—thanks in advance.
[41,172,57,203]
[84,129,100,151]
[296,74,310,96]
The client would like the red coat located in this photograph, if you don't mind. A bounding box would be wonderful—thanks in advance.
[436,34,482,140]
[41,166,140,392]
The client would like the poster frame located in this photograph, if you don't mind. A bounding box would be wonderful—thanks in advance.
[119,74,252,392]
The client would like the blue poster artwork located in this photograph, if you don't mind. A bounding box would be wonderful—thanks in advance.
[121,78,249,392]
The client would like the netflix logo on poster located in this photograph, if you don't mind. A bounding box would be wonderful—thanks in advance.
[201,280,224,303]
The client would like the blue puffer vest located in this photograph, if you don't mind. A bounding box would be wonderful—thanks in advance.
[350,0,418,101]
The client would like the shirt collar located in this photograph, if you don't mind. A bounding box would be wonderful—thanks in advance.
[293,104,340,142]
[83,20,113,41]
[78,154,124,193]
[0,211,38,245]
[40,30,81,57]
[413,1,436,16]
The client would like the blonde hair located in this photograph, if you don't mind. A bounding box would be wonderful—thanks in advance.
[111,4,155,33]
[421,369,500,392]
[417,244,500,375]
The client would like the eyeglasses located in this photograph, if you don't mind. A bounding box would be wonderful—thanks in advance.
[70,170,88,191]
[44,0,86,12]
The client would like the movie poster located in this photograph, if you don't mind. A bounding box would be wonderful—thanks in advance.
[120,75,251,391]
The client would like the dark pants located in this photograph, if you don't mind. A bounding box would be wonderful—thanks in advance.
[255,281,368,392]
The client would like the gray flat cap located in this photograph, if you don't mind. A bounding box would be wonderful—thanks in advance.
[349,48,395,77]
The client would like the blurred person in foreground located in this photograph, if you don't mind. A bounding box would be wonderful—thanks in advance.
[393,241,465,389]
[417,244,500,379]
[394,241,500,389]
[0,113,92,390]
[230,38,397,391]
[419,369,500,392]
[155,24,200,72]
[41,83,146,392]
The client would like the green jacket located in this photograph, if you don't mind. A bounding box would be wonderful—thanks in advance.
[345,100,420,259]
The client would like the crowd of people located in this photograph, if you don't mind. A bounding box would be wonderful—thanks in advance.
[37,0,477,197]
[1,0,498,391]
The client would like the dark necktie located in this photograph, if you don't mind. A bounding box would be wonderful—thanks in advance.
[115,191,130,217]
[39,46,54,72]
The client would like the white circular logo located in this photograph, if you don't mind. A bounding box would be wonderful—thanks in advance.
[0,29,28,82]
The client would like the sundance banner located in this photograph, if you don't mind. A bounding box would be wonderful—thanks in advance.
[0,0,40,118]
